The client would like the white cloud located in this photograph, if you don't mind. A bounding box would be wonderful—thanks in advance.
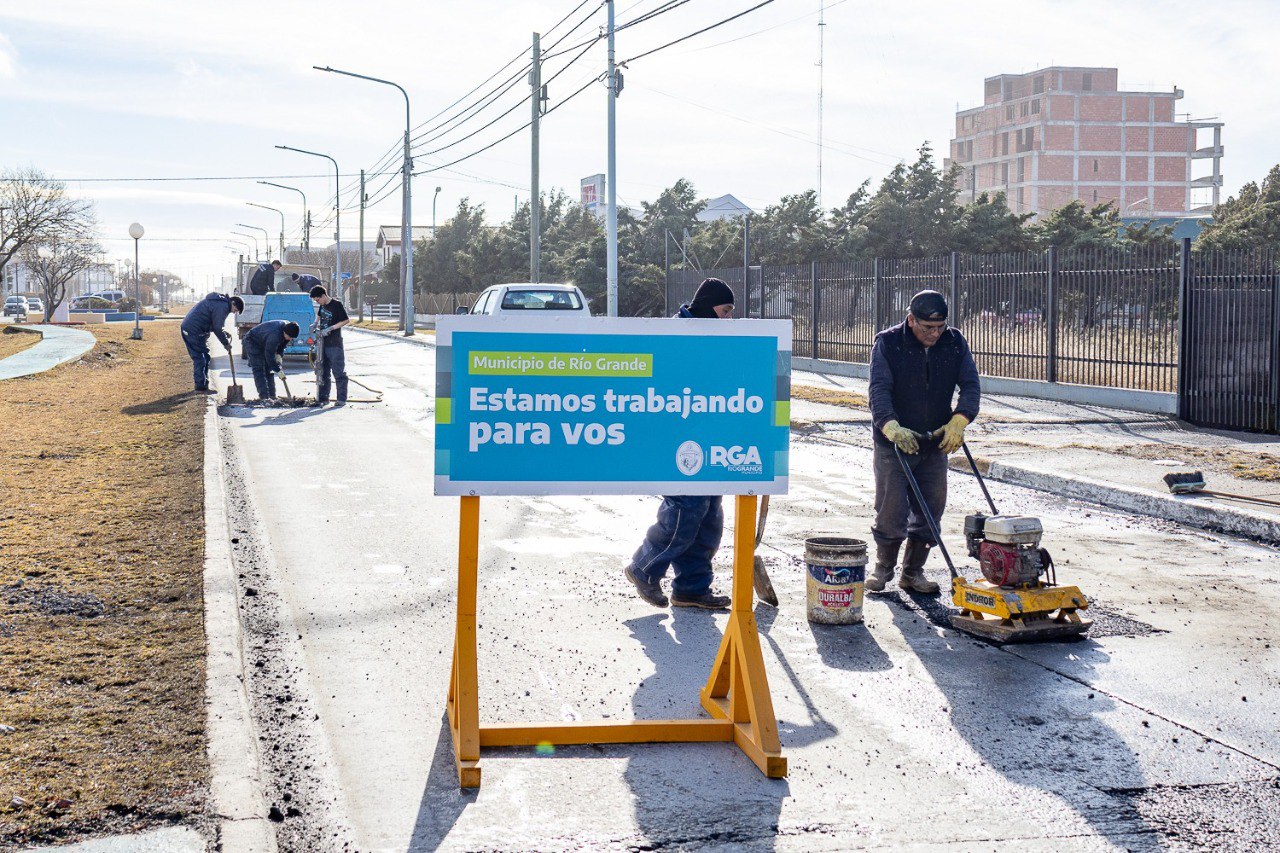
[0,31,18,78]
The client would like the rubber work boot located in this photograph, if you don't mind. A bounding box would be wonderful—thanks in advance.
[671,591,731,611]
[865,541,901,592]
[625,565,668,608]
[898,539,940,594]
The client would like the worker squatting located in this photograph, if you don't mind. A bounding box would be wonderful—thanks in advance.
[469,386,766,418]
[467,386,767,453]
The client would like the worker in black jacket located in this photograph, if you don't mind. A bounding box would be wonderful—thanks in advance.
[867,290,980,594]
[241,319,299,401]
[291,272,322,292]
[248,260,282,295]
[179,292,244,393]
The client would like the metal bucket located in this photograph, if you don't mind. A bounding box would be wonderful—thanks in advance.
[805,536,867,625]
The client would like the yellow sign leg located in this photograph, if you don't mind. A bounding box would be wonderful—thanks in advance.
[447,495,482,788]
[700,494,788,778]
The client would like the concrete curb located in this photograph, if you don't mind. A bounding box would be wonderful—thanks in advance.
[202,405,278,852]
[959,453,1280,544]
[346,324,436,348]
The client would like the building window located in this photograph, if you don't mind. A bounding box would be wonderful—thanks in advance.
[1034,75,1045,95]
[1092,189,1098,202]
[1030,99,1040,115]
[1006,104,1014,121]
[1001,132,1010,155]
[1018,187,1026,208]
[1001,163,1009,184]
[1018,158,1026,181]
[1082,72,1093,92]
[1020,101,1029,118]
[1092,158,1099,173]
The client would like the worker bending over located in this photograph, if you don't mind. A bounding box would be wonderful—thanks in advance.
[241,320,299,401]
[309,285,350,405]
[291,272,322,292]
[179,292,243,394]
[624,278,737,611]
[867,290,980,594]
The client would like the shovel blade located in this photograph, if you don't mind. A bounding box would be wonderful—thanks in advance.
[225,384,245,405]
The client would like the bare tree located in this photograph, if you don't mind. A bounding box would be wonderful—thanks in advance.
[21,236,106,322]
[0,167,97,283]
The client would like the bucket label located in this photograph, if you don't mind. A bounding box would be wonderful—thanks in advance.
[807,562,865,586]
[818,587,854,608]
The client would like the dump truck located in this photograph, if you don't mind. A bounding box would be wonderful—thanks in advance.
[234,261,329,356]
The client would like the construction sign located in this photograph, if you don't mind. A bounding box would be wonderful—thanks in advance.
[434,316,791,496]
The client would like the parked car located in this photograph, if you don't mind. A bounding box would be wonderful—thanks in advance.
[92,289,128,305]
[3,296,28,318]
[25,296,45,316]
[461,283,592,317]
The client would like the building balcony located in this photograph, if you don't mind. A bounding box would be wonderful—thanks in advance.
[1192,145,1224,159]
[1190,175,1223,187]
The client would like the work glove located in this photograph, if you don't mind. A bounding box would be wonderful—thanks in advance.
[937,413,970,454]
[881,420,919,455]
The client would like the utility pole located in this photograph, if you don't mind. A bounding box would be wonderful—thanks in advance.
[606,0,619,316]
[305,211,312,253]
[816,1,826,209]
[358,169,366,322]
[530,32,542,284]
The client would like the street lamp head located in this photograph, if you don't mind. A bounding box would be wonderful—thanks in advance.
[36,245,53,260]
[128,222,145,240]
[435,186,442,193]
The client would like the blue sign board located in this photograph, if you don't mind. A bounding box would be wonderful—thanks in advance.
[434,316,791,496]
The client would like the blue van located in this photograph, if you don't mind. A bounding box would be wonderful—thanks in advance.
[260,293,318,357]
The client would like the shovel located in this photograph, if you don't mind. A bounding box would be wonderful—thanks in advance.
[752,495,779,607]
[225,350,245,405]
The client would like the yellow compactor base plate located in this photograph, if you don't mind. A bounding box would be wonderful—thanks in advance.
[950,578,1092,644]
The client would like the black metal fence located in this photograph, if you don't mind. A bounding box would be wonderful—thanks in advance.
[669,244,1182,393]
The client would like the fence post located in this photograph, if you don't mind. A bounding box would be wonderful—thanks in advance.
[949,251,959,324]
[743,215,752,317]
[1176,237,1192,421]
[810,261,819,360]
[1046,245,1058,384]
[872,257,882,333]
[663,230,670,316]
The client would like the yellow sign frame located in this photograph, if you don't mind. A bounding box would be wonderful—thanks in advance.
[446,494,787,788]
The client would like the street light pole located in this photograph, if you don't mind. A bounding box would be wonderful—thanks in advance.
[232,231,260,261]
[247,203,286,260]
[606,0,619,317]
[276,145,341,300]
[257,182,309,251]
[128,222,144,340]
[314,65,414,336]
[236,224,271,260]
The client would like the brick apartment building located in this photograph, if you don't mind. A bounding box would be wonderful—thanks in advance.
[945,66,1223,219]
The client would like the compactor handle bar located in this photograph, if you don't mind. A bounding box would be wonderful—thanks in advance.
[893,445,961,580]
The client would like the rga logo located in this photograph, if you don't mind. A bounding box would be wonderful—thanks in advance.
[710,445,763,474]
[675,441,704,476]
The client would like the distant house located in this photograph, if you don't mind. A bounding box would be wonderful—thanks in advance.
[376,226,436,266]
[697,194,753,222]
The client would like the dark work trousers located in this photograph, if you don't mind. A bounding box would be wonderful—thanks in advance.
[241,339,276,399]
[317,343,347,403]
[628,496,723,597]
[872,442,948,547]
[181,329,211,391]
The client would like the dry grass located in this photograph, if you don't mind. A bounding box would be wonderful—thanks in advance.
[791,384,869,410]
[351,318,402,331]
[0,323,209,845]
[1107,442,1280,483]
[0,327,41,361]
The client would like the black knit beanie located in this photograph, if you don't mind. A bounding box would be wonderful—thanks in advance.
[688,278,735,318]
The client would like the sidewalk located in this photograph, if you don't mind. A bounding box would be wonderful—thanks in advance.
[0,324,96,380]
[791,366,1280,543]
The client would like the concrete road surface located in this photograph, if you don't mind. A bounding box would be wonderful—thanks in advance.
[208,330,1280,852]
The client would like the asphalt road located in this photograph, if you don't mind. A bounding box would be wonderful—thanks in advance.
[209,329,1280,852]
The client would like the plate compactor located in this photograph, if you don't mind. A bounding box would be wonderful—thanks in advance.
[895,443,1092,643]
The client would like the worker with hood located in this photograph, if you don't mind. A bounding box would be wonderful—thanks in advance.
[241,319,299,401]
[866,289,980,594]
[623,277,736,611]
[248,260,282,295]
[179,292,244,394]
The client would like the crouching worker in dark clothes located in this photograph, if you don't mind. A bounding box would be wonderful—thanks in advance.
[623,277,737,611]
[867,289,980,595]
[309,285,350,405]
[241,320,299,401]
[291,272,322,292]
[179,293,243,394]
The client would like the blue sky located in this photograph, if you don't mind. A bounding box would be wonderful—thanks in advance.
[1,0,1274,290]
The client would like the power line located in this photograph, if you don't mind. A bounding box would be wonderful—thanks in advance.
[52,172,396,183]
[621,0,780,65]
[684,0,851,52]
